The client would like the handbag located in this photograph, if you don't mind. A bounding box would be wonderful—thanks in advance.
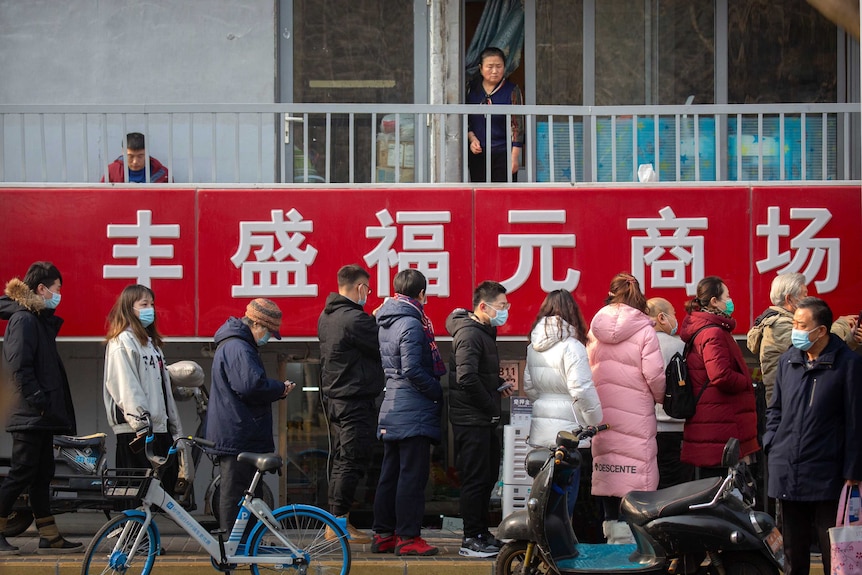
[828,483,862,575]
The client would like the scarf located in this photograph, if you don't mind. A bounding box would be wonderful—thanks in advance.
[394,293,446,377]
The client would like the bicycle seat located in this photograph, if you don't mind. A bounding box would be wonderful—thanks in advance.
[237,452,283,473]
[620,477,722,527]
[53,433,107,448]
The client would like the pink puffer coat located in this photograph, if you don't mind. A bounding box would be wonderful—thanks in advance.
[587,304,665,497]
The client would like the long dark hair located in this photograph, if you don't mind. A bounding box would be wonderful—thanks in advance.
[605,272,647,313]
[105,284,163,348]
[685,275,725,314]
[531,289,587,345]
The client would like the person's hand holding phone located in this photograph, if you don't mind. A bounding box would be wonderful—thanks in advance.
[497,382,515,398]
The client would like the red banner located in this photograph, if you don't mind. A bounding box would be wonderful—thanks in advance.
[1,186,859,338]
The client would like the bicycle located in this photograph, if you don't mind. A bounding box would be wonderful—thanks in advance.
[81,415,351,575]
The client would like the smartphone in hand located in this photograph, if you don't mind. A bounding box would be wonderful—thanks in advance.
[497,382,514,392]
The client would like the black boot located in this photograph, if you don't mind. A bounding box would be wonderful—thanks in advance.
[35,516,83,554]
[0,517,20,556]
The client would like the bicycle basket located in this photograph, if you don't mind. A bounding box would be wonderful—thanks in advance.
[102,468,152,502]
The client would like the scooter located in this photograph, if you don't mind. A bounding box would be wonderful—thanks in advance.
[496,426,784,575]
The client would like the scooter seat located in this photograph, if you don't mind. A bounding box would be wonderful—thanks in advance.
[237,452,283,473]
[620,477,722,527]
[53,433,107,448]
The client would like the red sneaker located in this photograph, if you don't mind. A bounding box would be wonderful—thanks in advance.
[395,536,439,556]
[371,534,397,553]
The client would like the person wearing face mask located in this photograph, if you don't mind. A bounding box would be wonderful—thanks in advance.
[646,297,693,489]
[748,272,859,406]
[587,273,665,545]
[317,264,384,543]
[0,262,81,555]
[445,281,514,557]
[103,284,184,496]
[678,276,759,478]
[764,297,862,575]
[206,298,295,536]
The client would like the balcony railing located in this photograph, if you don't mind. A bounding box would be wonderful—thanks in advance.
[1,103,857,184]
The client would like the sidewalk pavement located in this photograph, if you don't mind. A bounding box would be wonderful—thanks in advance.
[0,511,821,575]
[0,511,495,575]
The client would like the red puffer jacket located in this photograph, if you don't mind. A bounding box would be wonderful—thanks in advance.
[679,311,759,467]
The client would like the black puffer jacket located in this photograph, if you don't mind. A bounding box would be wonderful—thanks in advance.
[0,279,76,434]
[446,308,504,427]
[317,293,384,400]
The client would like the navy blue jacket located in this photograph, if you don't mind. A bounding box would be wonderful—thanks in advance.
[205,317,285,455]
[0,280,76,434]
[764,334,862,501]
[376,298,443,442]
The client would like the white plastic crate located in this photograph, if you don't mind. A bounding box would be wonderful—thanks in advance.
[503,425,532,484]
[502,483,531,518]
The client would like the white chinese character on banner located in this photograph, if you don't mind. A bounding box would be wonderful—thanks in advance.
[498,210,579,293]
[628,206,708,296]
[230,208,319,297]
[755,206,839,293]
[363,209,451,297]
[103,209,182,286]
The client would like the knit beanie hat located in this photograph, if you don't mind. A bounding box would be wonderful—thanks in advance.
[245,298,282,340]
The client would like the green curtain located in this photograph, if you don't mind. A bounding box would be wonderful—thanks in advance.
[465,0,525,85]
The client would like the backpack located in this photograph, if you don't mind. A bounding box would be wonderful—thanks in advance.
[663,325,720,419]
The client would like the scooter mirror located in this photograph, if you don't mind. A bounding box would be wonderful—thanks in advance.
[720,438,740,468]
[555,430,579,450]
[525,448,552,478]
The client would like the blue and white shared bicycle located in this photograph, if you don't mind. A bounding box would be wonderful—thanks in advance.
[81,415,351,575]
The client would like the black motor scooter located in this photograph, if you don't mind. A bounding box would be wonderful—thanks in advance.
[496,426,784,575]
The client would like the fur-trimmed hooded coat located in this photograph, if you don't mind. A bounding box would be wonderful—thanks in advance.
[0,278,76,433]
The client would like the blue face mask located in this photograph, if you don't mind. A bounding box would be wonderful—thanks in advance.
[357,297,367,307]
[669,316,678,336]
[138,307,155,328]
[791,327,821,351]
[723,298,735,316]
[256,331,272,347]
[489,307,509,327]
[44,288,61,310]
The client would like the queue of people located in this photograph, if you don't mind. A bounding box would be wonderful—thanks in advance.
[2,259,861,572]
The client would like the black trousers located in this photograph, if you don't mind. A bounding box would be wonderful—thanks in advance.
[452,424,500,538]
[326,397,377,516]
[217,454,263,538]
[468,150,518,183]
[780,499,838,575]
[372,436,432,538]
[656,432,693,489]
[0,431,54,518]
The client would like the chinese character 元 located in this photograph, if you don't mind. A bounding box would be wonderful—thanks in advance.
[103,209,182,286]
[498,210,579,293]
[230,208,319,297]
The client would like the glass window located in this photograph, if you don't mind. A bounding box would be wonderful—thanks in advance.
[595,0,714,105]
[293,1,415,183]
[536,0,584,105]
[728,0,837,103]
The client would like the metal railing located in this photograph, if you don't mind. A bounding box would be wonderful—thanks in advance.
[0,103,857,184]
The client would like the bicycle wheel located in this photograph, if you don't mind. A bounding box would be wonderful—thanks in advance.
[247,506,350,575]
[81,513,158,575]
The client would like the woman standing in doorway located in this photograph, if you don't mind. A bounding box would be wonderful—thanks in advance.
[466,46,524,182]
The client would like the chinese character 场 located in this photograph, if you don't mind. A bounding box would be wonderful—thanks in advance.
[230,208,319,297]
[498,210,579,293]
[628,206,708,297]
[755,206,839,293]
[363,209,451,297]
[103,209,182,286]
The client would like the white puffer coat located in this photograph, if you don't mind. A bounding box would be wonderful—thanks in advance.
[524,316,603,448]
